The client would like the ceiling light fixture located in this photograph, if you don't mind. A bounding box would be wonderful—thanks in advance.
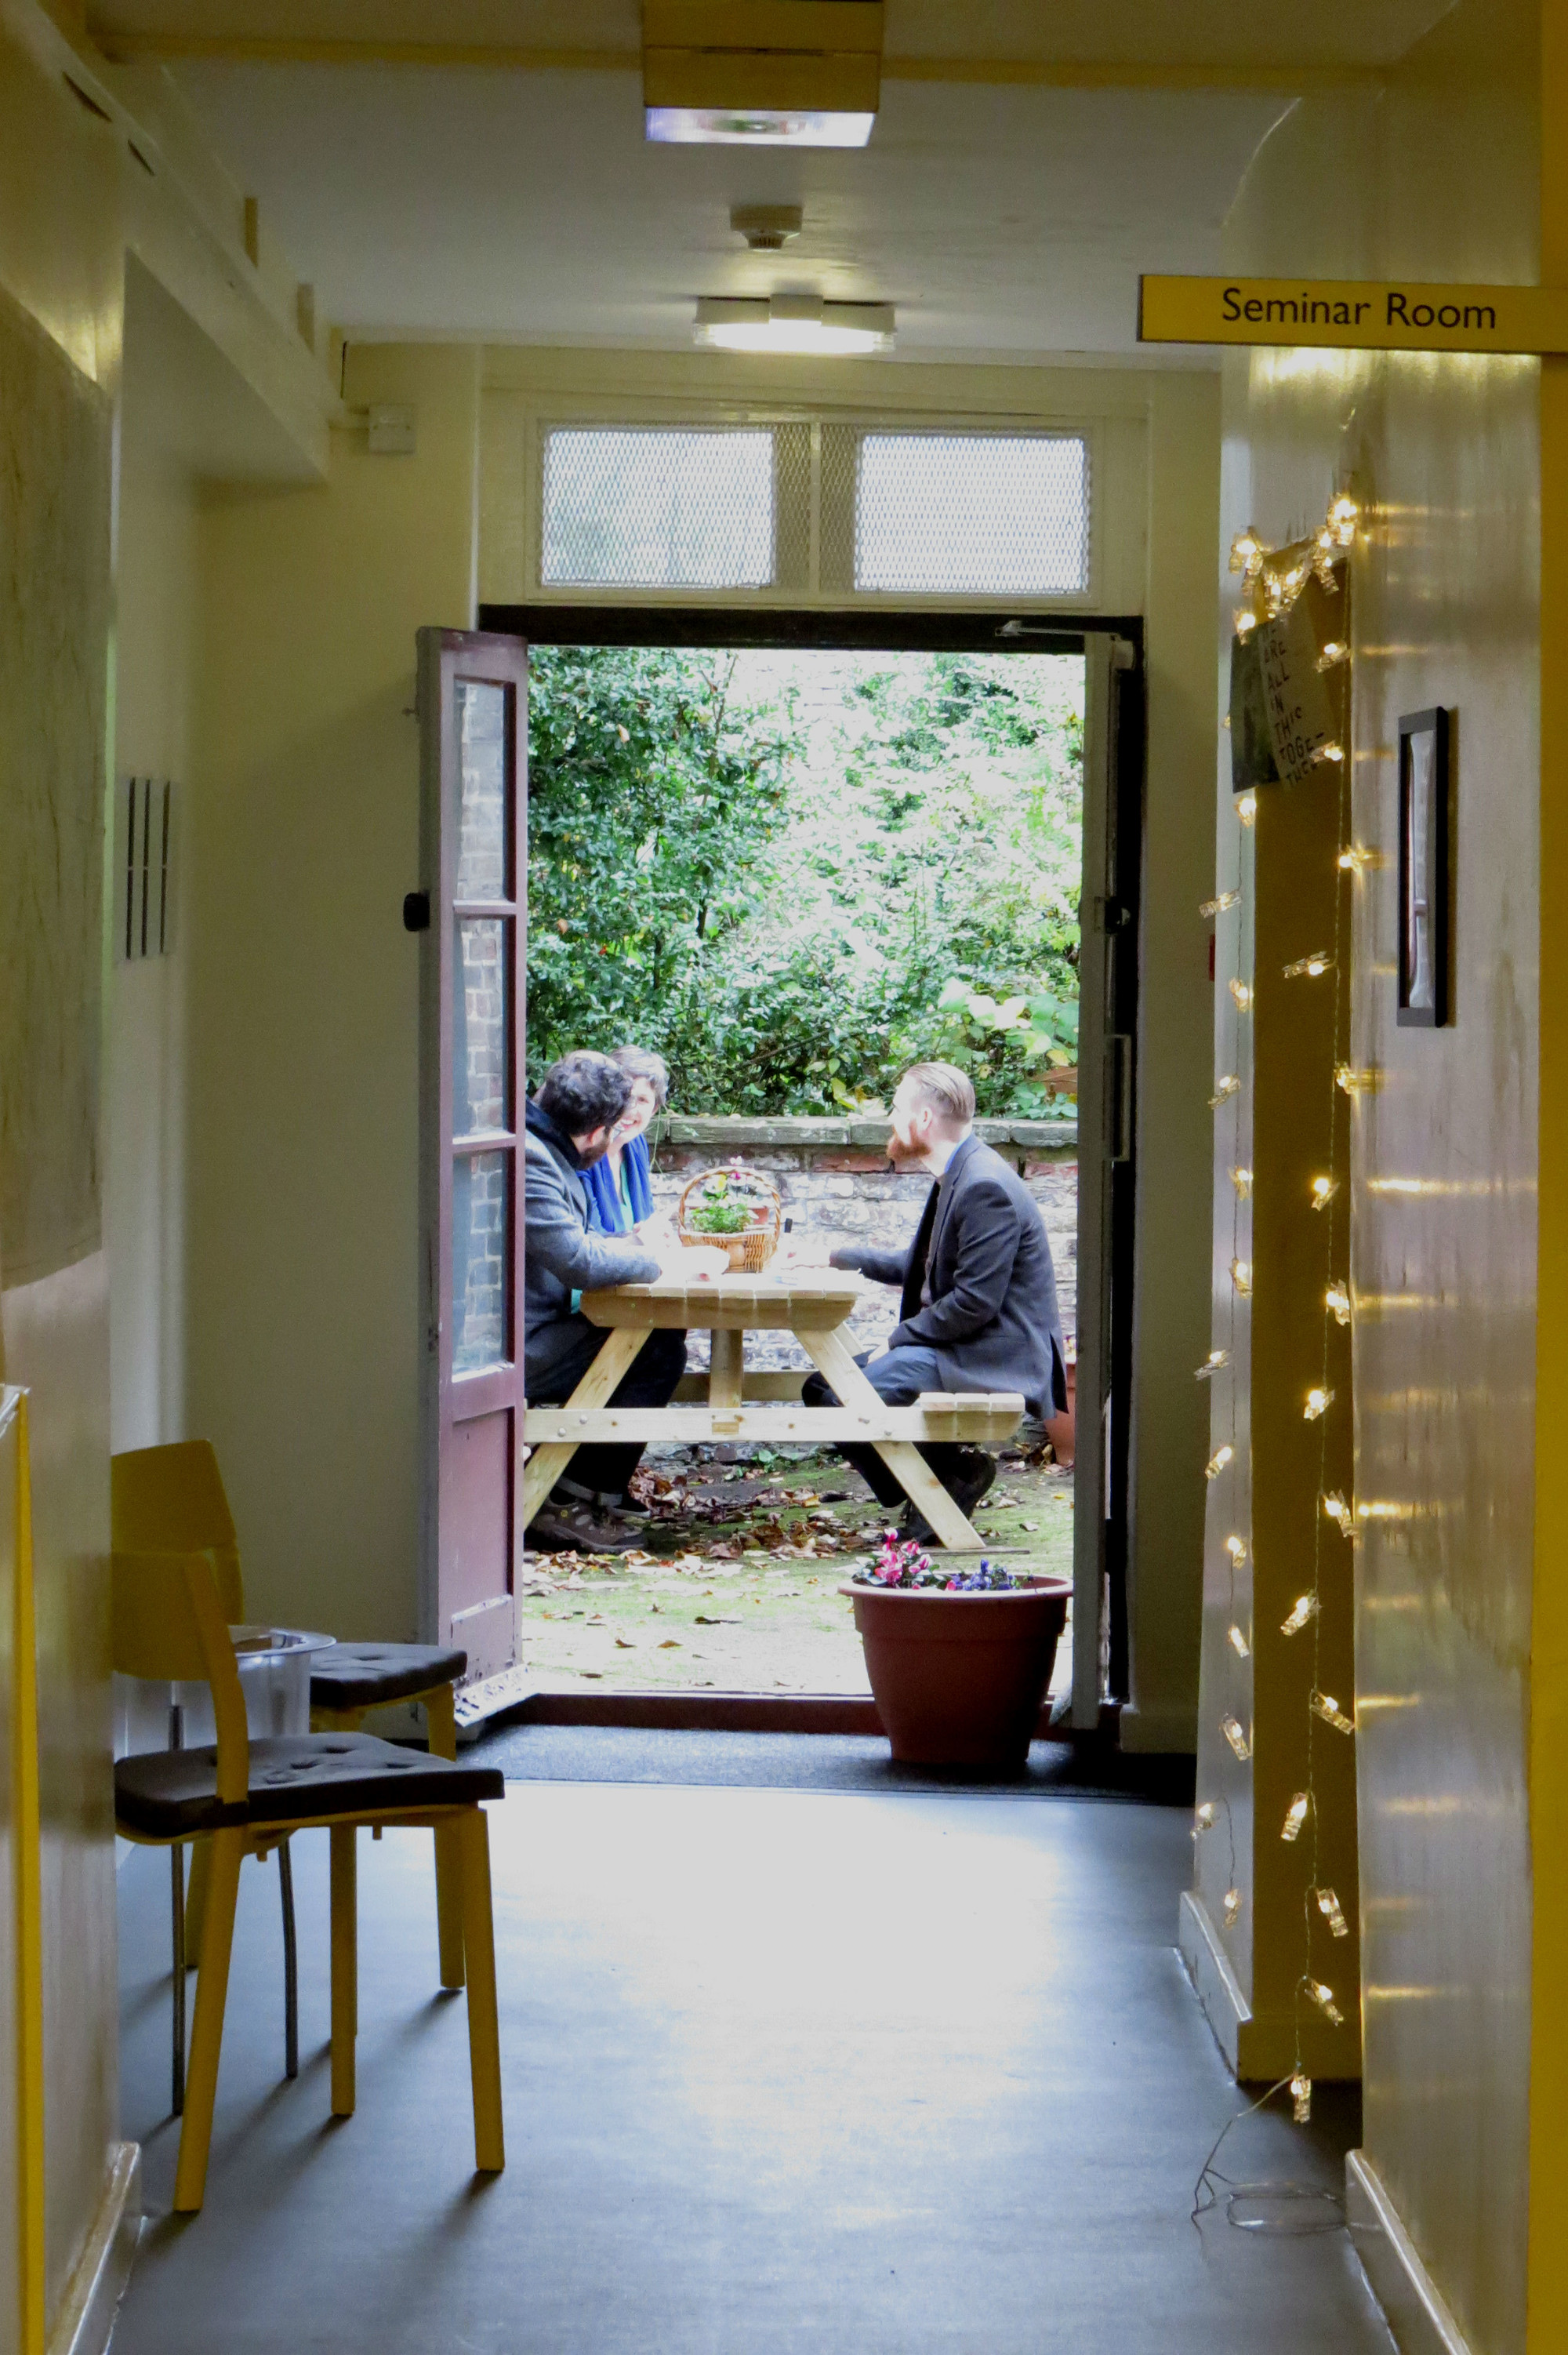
[644,0,883,147]
[649,107,874,147]
[694,296,895,355]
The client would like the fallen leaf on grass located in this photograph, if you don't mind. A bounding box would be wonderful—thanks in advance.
[658,1638,681,1649]
[695,1615,740,1626]
[615,1637,638,1649]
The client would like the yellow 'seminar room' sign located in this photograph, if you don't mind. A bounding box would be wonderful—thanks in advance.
[1138,274,1568,354]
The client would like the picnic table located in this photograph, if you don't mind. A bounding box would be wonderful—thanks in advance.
[520,1270,1024,1550]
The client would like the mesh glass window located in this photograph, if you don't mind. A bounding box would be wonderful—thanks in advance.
[541,427,776,588]
[855,434,1091,595]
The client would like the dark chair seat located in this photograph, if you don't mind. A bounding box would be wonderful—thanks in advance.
[116,1730,503,1841]
[308,1642,468,1712]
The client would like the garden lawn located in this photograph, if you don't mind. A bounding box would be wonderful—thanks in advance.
[518,1445,1075,1695]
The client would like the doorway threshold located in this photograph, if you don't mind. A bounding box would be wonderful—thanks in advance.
[455,1675,1122,1744]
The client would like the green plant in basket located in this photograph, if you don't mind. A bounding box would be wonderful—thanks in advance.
[688,1198,751,1235]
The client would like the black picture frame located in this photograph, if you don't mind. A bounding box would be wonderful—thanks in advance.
[1397,707,1451,1027]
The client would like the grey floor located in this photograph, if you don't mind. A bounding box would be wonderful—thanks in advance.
[112,1779,1395,2355]
[474,1720,1196,1801]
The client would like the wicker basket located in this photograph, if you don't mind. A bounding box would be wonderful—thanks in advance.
[676,1167,783,1273]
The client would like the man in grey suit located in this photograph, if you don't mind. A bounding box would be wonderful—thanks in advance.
[525,1051,726,1554]
[799,1062,1069,1540]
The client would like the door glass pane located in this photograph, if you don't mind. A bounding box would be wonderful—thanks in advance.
[456,679,510,899]
[453,917,511,1136]
[452,1149,511,1375]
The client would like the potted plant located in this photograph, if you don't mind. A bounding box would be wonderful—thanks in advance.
[842,1536,1071,1768]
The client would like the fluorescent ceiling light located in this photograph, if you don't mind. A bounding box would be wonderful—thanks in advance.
[648,107,874,147]
[695,297,895,356]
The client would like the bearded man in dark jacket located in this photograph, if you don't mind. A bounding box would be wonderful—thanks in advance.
[525,1050,725,1553]
[800,1061,1068,1541]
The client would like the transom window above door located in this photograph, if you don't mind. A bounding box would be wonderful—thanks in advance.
[532,420,1094,604]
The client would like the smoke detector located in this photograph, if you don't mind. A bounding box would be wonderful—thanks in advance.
[731,204,804,252]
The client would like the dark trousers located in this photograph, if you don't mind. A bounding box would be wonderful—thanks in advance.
[800,1344,976,1510]
[527,1323,688,1509]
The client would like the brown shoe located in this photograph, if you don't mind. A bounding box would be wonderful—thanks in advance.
[527,1497,641,1556]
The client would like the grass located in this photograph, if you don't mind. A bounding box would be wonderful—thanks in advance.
[520,1447,1075,1694]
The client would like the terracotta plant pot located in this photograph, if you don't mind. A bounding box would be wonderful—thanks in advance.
[842,1578,1072,1768]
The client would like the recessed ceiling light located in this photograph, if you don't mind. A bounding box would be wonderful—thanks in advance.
[695,296,895,355]
[648,107,874,147]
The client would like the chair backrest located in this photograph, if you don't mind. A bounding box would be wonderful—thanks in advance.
[111,1441,245,1619]
[111,1548,249,1802]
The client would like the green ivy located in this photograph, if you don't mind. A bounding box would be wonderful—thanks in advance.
[526,645,1083,1118]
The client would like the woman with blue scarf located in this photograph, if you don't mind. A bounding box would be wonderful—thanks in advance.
[582,1045,666,1234]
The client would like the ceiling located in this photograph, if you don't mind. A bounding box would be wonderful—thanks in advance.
[108,0,1458,364]
[167,63,1293,361]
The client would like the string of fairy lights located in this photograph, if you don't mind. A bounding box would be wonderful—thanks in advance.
[1194,489,1366,2127]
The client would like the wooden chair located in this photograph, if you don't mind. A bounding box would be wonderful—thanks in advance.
[111,1441,470,2110]
[112,1543,505,2211]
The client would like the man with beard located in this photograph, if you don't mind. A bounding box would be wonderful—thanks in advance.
[524,1049,726,1553]
[797,1061,1069,1540]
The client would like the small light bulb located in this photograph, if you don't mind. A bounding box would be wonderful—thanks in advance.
[1336,1063,1377,1096]
[1312,740,1346,766]
[1283,951,1334,979]
[1196,1350,1230,1379]
[1224,1887,1243,1928]
[1201,891,1241,918]
[1235,609,1258,640]
[1221,1714,1251,1760]
[1282,1792,1309,1842]
[1315,640,1349,671]
[1193,1801,1218,1837]
[1326,1282,1351,1325]
[1231,1166,1253,1197]
[1291,2071,1313,2123]
[1281,1594,1318,1637]
[1229,528,1265,575]
[1328,491,1361,544]
[1231,1257,1253,1296]
[1312,1690,1356,1735]
[1225,1534,1248,1565]
[1229,978,1253,1011]
[1305,1977,1346,2026]
[1205,1445,1234,1481]
[1210,1074,1241,1109]
[1236,791,1258,825]
[1228,1623,1250,1659]
[1310,1175,1338,1210]
[1338,844,1375,873]
[1305,1386,1334,1420]
[1316,1887,1351,1939]
[1321,1490,1354,1535]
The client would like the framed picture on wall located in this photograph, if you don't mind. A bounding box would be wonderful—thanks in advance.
[1397,707,1451,1027]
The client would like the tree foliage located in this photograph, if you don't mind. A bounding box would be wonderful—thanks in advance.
[526,645,1083,1118]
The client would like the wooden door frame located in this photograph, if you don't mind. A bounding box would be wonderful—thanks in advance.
[479,599,1144,1713]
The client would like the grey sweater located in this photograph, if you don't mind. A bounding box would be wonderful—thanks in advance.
[524,1114,660,1388]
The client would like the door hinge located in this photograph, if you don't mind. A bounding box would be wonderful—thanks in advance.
[1092,895,1131,934]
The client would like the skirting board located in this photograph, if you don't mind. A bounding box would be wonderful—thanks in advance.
[48,2141,141,2355]
[1346,2150,1475,2355]
[1177,1886,1247,2073]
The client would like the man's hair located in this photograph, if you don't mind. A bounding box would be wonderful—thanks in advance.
[538,1051,633,1139]
[610,1045,670,1112]
[901,1061,976,1128]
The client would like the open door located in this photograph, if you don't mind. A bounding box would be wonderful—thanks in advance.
[1070,631,1134,1726]
[416,629,528,1679]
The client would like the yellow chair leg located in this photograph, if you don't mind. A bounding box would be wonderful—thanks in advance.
[330,1823,358,2117]
[172,1826,245,2213]
[458,1809,504,2173]
[426,1684,466,1991]
[183,1834,212,1969]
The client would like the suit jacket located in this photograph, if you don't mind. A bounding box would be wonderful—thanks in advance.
[831,1133,1068,1416]
[523,1103,661,1388]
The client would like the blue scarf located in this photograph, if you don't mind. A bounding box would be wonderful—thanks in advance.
[582,1132,654,1233]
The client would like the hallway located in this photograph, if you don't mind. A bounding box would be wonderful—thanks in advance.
[114,1779,1390,2354]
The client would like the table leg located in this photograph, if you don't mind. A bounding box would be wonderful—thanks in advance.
[521,1323,655,1528]
[797,1327,985,1552]
[708,1327,744,1408]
